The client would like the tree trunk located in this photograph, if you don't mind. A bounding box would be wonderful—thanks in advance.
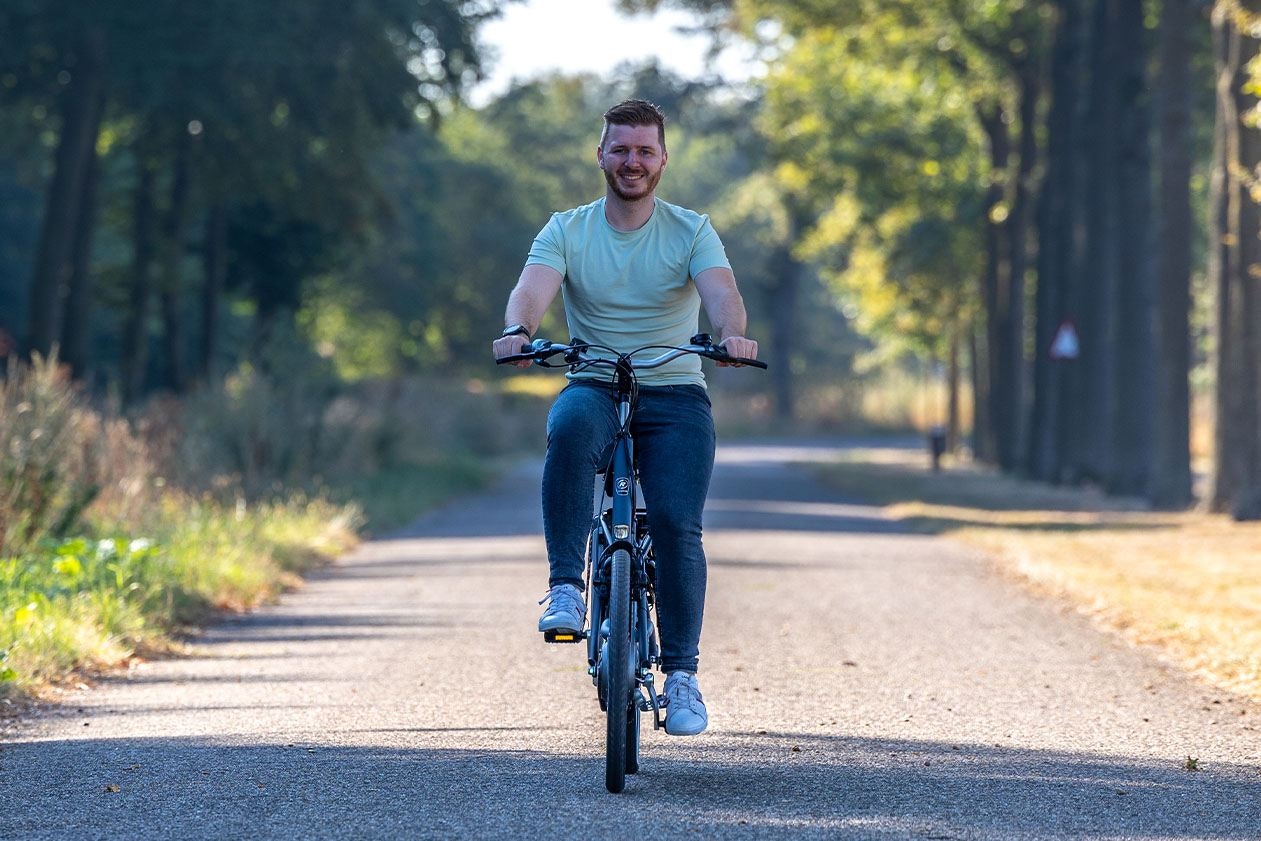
[1149,0,1195,508]
[198,200,228,382]
[1029,0,1085,481]
[1079,0,1122,485]
[1057,0,1093,485]
[1109,0,1157,496]
[25,28,106,359]
[947,328,961,453]
[159,127,192,393]
[59,102,104,381]
[769,256,801,421]
[1000,65,1040,472]
[121,161,156,405]
[970,324,988,458]
[1208,2,1239,511]
[1029,184,1060,481]
[1230,0,1261,519]
[976,102,1011,466]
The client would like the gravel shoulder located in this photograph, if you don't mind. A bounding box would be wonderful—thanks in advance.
[3,441,1259,840]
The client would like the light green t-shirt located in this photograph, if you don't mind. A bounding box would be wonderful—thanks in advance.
[525,197,731,386]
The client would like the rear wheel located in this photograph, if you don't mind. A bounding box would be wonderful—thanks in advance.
[604,548,632,793]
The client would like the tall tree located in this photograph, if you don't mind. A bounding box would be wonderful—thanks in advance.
[1150,0,1195,507]
[1028,0,1087,482]
[1109,0,1157,495]
[25,25,106,357]
[1228,0,1261,517]
[1208,0,1261,517]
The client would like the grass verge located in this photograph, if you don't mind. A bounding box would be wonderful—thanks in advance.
[1,495,358,700]
[819,449,1261,702]
[1,457,494,703]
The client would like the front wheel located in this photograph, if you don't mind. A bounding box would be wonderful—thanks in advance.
[625,698,640,774]
[605,548,633,793]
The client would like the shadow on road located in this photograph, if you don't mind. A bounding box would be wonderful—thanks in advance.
[3,732,1257,839]
[382,442,916,542]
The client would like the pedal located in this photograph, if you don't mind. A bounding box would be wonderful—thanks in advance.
[543,629,586,644]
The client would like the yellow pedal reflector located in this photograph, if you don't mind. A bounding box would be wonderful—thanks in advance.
[544,629,584,643]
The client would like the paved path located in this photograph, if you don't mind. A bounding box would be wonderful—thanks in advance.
[3,442,1260,839]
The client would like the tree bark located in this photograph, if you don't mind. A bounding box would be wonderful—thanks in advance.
[198,200,228,383]
[1149,0,1195,508]
[768,204,805,421]
[1079,0,1122,485]
[947,328,961,453]
[1029,0,1085,482]
[159,126,192,393]
[1000,64,1040,473]
[58,122,103,381]
[25,28,107,359]
[1208,2,1239,510]
[1230,0,1261,519]
[970,324,988,457]
[1109,0,1157,496]
[121,160,156,405]
[976,102,1011,466]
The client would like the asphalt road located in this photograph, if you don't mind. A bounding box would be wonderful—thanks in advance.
[3,441,1260,840]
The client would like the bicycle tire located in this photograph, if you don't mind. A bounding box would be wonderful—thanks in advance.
[625,693,640,774]
[605,547,632,793]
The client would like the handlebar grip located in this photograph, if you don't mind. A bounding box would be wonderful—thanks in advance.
[495,353,535,365]
[726,355,771,368]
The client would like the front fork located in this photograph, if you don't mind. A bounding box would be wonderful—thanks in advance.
[587,435,666,728]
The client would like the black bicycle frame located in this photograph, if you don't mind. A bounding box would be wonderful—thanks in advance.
[586,362,664,730]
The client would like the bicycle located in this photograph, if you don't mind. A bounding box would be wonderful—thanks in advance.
[496,334,766,793]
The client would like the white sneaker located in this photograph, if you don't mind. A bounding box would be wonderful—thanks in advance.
[537,584,585,633]
[663,671,707,736]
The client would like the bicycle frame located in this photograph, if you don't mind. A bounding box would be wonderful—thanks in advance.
[586,363,664,733]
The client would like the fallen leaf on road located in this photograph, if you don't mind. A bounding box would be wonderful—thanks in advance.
[103,784,120,793]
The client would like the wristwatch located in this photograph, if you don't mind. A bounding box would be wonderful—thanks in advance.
[501,323,532,340]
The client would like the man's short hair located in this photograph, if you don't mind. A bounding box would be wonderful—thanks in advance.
[601,99,667,151]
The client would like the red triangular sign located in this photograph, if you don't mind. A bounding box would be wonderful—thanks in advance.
[1050,321,1079,360]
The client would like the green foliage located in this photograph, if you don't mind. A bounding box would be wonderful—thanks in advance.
[0,498,356,694]
[760,22,986,358]
[175,326,349,497]
[0,0,494,387]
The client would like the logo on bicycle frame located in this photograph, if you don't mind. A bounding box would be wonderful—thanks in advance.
[615,478,631,496]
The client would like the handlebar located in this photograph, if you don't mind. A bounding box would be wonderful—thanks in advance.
[495,335,768,371]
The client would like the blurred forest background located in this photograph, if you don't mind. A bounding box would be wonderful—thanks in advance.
[3,0,1261,527]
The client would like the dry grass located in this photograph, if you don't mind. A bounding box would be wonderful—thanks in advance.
[820,450,1261,702]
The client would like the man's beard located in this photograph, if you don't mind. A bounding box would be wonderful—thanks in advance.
[603,164,662,201]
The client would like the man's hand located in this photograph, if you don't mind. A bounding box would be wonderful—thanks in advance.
[717,336,758,367]
[493,335,534,368]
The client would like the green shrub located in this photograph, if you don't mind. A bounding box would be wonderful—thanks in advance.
[0,353,104,557]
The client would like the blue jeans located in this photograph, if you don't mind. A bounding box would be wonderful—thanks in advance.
[542,380,716,674]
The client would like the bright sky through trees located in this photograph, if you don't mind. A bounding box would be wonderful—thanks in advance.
[470,0,759,105]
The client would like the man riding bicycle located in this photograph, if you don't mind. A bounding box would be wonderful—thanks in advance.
[491,99,759,736]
